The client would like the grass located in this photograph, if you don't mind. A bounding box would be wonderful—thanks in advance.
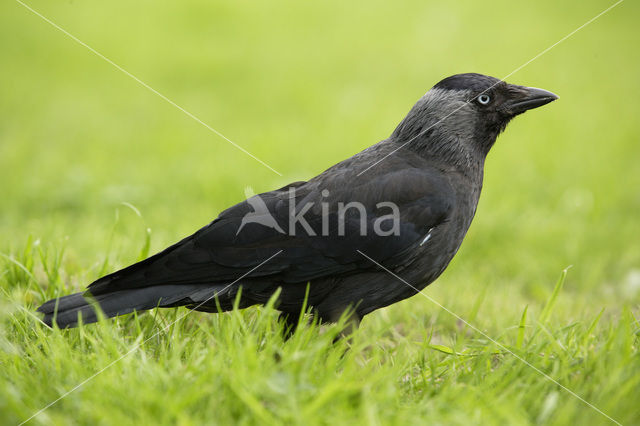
[1,0,639,424]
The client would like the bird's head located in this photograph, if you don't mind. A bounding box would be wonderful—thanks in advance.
[393,73,558,158]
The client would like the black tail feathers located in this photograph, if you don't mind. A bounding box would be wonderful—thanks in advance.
[37,284,228,328]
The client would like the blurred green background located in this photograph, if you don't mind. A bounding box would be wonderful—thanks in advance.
[1,0,639,424]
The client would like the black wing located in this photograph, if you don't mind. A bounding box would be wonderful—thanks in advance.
[89,165,454,296]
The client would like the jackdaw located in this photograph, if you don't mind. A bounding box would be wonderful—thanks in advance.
[37,73,558,333]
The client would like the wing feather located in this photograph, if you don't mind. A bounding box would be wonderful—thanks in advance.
[89,165,454,295]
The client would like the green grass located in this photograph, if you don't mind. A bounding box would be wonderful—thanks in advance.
[1,0,639,424]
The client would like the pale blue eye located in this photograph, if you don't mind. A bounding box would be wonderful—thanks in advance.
[477,94,491,105]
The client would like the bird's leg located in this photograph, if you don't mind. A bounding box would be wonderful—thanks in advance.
[278,310,305,340]
[336,314,361,344]
[320,309,361,343]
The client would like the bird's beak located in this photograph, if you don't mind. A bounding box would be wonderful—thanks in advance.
[501,86,558,115]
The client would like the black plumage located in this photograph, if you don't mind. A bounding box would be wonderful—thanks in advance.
[37,73,557,332]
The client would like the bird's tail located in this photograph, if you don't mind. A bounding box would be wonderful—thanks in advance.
[37,284,229,328]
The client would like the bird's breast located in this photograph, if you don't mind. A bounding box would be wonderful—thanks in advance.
[410,175,483,284]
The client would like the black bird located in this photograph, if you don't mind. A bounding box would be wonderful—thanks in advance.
[37,73,557,333]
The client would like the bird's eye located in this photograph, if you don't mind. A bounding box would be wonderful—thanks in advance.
[477,94,491,105]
